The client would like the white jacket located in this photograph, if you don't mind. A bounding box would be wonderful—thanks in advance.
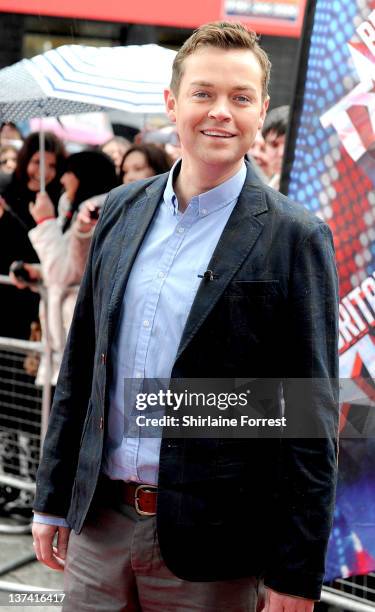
[28,194,105,384]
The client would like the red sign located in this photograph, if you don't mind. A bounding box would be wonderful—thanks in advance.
[0,0,305,37]
[223,0,307,37]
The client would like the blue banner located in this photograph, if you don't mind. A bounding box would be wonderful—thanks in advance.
[282,0,375,581]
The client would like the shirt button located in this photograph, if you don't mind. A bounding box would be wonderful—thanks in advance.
[158,271,165,279]
[101,352,106,364]
[201,208,208,216]
[143,320,150,328]
[177,226,184,234]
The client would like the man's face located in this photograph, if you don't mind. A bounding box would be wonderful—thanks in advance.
[165,47,269,175]
[263,129,285,177]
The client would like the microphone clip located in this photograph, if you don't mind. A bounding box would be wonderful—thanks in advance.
[198,270,219,281]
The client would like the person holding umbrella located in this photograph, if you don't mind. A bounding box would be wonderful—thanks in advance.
[0,131,65,339]
[11,150,118,386]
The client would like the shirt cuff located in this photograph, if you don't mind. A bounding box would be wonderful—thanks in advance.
[36,216,56,225]
[33,513,69,528]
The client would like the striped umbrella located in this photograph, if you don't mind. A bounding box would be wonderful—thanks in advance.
[0,43,176,189]
[0,43,176,122]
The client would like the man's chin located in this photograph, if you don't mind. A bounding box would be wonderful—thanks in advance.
[199,154,244,171]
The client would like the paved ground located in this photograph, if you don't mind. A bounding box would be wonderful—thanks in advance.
[0,520,64,611]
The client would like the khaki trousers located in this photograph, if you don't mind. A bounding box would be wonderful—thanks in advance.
[63,500,263,612]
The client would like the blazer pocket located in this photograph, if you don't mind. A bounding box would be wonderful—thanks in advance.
[224,280,281,298]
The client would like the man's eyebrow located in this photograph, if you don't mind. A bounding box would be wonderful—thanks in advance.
[233,85,258,93]
[189,81,214,88]
[189,81,258,92]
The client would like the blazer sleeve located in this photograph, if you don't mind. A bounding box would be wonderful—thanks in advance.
[264,222,339,600]
[33,177,160,517]
[33,192,112,517]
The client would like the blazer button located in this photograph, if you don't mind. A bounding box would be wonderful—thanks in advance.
[99,417,104,430]
[101,353,106,364]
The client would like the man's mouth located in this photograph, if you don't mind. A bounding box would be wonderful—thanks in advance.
[201,130,235,138]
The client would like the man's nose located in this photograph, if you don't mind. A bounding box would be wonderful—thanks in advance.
[207,99,232,122]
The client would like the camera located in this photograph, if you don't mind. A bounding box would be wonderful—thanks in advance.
[88,206,100,220]
[9,261,36,284]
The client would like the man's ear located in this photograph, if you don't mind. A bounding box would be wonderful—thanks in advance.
[258,96,270,131]
[164,88,177,123]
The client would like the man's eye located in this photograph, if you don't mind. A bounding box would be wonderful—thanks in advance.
[235,95,251,103]
[193,92,209,98]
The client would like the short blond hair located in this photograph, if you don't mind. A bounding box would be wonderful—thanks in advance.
[170,21,271,101]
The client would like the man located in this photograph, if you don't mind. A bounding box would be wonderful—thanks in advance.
[261,105,289,189]
[33,22,339,612]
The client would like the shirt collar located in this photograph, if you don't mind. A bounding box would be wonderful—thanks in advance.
[163,159,247,217]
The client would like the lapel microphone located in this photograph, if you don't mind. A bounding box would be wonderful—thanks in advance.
[198,270,219,281]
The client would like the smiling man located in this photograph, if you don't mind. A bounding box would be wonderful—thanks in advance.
[32,22,339,612]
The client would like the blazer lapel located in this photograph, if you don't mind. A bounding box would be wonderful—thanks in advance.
[107,174,168,339]
[176,171,268,361]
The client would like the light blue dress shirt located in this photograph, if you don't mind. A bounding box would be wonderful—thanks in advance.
[33,161,246,525]
[102,161,246,485]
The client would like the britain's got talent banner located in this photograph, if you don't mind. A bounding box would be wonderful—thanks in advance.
[281,0,375,582]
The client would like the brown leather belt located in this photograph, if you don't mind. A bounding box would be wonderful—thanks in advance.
[121,481,158,516]
[99,476,158,516]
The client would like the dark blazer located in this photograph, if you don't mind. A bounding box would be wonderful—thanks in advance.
[34,163,339,601]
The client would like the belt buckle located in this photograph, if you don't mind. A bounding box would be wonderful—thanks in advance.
[134,484,157,516]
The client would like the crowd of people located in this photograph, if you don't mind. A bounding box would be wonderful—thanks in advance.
[0,105,287,523]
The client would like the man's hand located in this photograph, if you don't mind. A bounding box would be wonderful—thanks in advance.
[29,192,55,223]
[32,522,71,571]
[261,587,314,612]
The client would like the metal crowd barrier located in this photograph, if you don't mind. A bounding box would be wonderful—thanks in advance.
[0,274,52,589]
[0,337,42,520]
[320,574,375,610]
[321,586,375,610]
[0,275,52,504]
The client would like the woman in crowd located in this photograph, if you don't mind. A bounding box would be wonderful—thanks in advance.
[101,136,130,178]
[14,150,118,385]
[120,143,171,185]
[0,144,18,175]
[0,122,23,146]
[0,131,66,339]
